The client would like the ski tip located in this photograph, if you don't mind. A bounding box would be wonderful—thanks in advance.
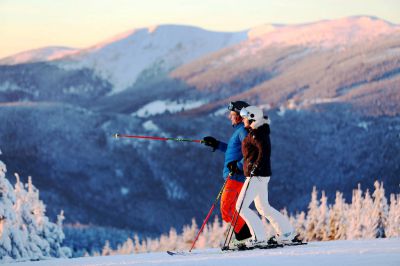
[114,133,120,139]
[166,251,176,256]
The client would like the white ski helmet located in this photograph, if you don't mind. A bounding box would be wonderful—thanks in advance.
[240,106,263,122]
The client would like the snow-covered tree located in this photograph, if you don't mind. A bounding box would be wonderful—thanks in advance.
[315,191,330,241]
[361,190,378,239]
[0,160,26,262]
[182,218,197,246]
[386,194,400,237]
[91,180,399,256]
[117,238,134,254]
[347,184,363,239]
[133,234,147,253]
[329,191,347,240]
[293,211,307,240]
[0,158,71,262]
[101,240,113,256]
[208,216,226,248]
[305,186,320,241]
[371,181,389,238]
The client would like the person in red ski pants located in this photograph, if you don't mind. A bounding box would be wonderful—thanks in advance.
[203,101,252,241]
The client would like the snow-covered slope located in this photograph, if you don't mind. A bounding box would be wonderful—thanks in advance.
[5,238,400,266]
[2,17,397,95]
[57,25,248,94]
[246,16,399,50]
[0,46,77,65]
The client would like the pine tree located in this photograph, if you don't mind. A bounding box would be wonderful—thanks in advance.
[208,216,225,248]
[0,158,70,262]
[315,191,330,241]
[372,181,389,238]
[386,194,400,237]
[132,234,146,253]
[196,224,208,249]
[329,191,347,240]
[0,160,25,262]
[305,186,320,241]
[118,238,134,254]
[347,184,363,239]
[182,218,198,247]
[361,189,378,239]
[294,211,306,240]
[101,240,113,256]
[167,228,178,250]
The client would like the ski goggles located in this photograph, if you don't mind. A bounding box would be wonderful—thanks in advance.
[228,102,240,113]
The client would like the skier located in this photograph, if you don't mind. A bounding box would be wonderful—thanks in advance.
[202,101,252,242]
[234,105,297,248]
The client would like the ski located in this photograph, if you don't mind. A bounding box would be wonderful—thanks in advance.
[166,250,226,256]
[167,241,307,256]
[222,242,284,251]
[284,241,308,246]
[167,250,185,256]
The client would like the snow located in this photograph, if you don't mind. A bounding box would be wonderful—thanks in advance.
[213,107,229,116]
[120,187,129,196]
[0,81,22,92]
[133,100,206,118]
[57,25,247,94]
[225,16,400,64]
[247,16,399,49]
[0,47,77,65]
[2,17,397,95]
[5,238,400,266]
[357,122,371,131]
[142,120,160,132]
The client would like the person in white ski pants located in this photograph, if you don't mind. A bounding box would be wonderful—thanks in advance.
[234,106,295,246]
[236,176,294,243]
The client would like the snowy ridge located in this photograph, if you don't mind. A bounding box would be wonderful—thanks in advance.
[0,46,77,65]
[246,16,399,49]
[57,25,248,94]
[1,16,397,95]
[5,238,400,266]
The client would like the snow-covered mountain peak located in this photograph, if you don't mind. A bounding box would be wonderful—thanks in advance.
[245,16,399,49]
[57,25,248,94]
[247,24,280,39]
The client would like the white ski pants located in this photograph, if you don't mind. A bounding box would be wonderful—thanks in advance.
[235,176,294,241]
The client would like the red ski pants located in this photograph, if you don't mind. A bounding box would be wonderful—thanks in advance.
[220,176,246,233]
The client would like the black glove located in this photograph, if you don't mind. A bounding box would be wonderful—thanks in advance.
[227,160,242,175]
[202,136,220,151]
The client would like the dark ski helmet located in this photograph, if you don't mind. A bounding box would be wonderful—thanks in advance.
[228,101,250,114]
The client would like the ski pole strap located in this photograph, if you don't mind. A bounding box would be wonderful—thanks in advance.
[114,133,204,143]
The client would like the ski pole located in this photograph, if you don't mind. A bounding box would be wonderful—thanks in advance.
[221,177,251,250]
[114,133,204,143]
[189,178,229,252]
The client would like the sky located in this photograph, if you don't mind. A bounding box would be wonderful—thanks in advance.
[1,0,399,58]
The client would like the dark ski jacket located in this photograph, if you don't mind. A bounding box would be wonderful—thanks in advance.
[242,119,272,177]
[216,123,247,182]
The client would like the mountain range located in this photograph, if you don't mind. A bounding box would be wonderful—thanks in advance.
[0,16,399,239]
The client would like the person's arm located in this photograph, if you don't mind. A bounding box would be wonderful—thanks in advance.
[217,141,227,152]
[252,131,268,176]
